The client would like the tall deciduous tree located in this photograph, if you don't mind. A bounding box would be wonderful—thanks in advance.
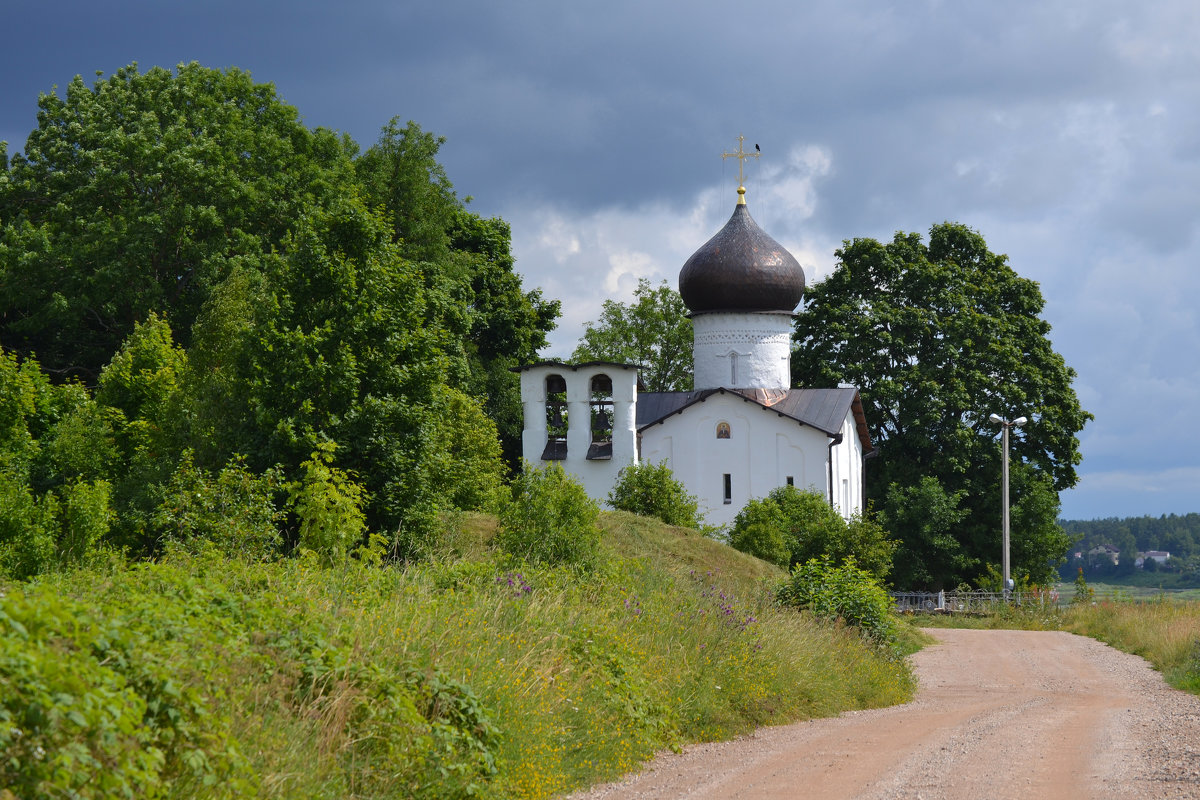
[357,120,560,463]
[0,63,357,380]
[573,279,692,392]
[793,223,1090,588]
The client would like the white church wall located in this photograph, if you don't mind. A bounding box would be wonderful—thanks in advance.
[518,363,638,501]
[829,415,865,519]
[639,393,831,528]
[691,312,793,390]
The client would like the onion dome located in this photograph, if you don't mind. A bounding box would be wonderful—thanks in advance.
[678,187,806,313]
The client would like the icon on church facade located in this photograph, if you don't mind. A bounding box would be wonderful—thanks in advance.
[716,421,731,439]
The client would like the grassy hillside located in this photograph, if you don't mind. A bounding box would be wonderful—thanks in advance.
[0,511,916,800]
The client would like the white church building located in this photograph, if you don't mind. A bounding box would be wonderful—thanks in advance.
[516,179,873,527]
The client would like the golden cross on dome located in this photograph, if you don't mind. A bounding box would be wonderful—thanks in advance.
[721,135,760,204]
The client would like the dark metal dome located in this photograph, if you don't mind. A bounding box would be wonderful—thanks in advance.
[678,198,806,313]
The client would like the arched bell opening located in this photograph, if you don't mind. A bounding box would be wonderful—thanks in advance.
[587,374,614,460]
[542,374,568,460]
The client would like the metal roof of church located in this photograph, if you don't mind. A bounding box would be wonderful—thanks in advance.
[636,387,873,452]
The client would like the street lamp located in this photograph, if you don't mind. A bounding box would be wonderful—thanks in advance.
[988,413,1027,601]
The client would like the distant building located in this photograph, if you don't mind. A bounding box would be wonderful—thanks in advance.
[516,178,872,526]
[1087,544,1121,565]
[1134,550,1170,568]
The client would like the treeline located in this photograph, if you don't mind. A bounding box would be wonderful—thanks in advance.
[1059,514,1200,579]
[0,62,559,577]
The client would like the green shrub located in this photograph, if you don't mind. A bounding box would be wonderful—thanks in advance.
[496,462,600,568]
[0,585,256,799]
[729,486,895,580]
[154,452,282,560]
[607,461,701,528]
[288,442,367,565]
[776,556,898,645]
[726,497,790,566]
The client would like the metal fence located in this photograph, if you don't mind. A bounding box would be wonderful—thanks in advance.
[891,589,1061,613]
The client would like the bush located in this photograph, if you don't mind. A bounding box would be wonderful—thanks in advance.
[776,556,898,645]
[729,487,895,580]
[496,462,600,568]
[288,442,367,565]
[607,461,701,528]
[726,497,790,566]
[154,452,282,560]
[0,585,255,799]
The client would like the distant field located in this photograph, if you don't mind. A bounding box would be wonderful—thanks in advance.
[1063,581,1200,602]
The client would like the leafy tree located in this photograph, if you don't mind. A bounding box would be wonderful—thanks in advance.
[288,443,368,566]
[184,198,488,546]
[0,348,117,577]
[357,121,560,463]
[607,461,702,528]
[153,452,283,560]
[0,62,357,380]
[793,223,1091,588]
[573,279,692,392]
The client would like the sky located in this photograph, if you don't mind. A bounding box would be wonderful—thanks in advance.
[3,1,1198,520]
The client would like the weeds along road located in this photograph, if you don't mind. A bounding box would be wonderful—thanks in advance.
[566,629,1200,800]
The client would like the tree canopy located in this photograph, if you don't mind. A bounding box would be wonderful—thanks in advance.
[792,223,1091,588]
[0,62,558,572]
[572,278,692,392]
[0,63,358,380]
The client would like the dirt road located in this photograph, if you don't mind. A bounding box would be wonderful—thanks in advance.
[566,629,1200,799]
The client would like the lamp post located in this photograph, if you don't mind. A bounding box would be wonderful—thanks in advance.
[988,413,1027,601]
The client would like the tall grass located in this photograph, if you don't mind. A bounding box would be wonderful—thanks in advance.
[4,512,917,799]
[1063,598,1200,693]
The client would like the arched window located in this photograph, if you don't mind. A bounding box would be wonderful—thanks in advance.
[587,374,613,460]
[542,374,568,460]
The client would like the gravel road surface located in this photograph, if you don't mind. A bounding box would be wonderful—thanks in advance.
[564,628,1200,799]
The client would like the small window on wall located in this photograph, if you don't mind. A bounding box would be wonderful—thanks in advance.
[786,476,794,487]
[587,374,614,460]
[542,374,567,460]
[723,473,732,505]
[716,421,731,439]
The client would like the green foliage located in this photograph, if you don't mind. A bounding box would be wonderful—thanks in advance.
[729,487,895,580]
[0,511,921,799]
[726,496,792,567]
[154,452,282,560]
[356,120,559,466]
[776,556,899,645]
[573,278,692,392]
[0,471,57,579]
[607,461,701,528]
[288,443,367,566]
[879,476,970,589]
[425,385,507,514]
[0,584,257,799]
[496,463,601,568]
[2,66,543,563]
[793,223,1091,589]
[1073,567,1095,604]
[185,198,494,545]
[0,62,357,380]
[0,349,117,578]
